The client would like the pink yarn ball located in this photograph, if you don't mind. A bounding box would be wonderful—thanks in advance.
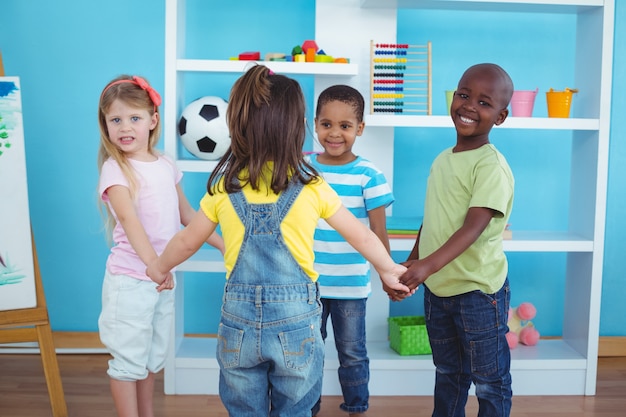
[519,327,540,346]
[517,302,536,321]
[506,332,518,349]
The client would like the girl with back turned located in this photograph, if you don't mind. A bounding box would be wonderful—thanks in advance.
[146,65,411,416]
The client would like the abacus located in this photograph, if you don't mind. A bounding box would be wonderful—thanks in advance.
[370,41,432,115]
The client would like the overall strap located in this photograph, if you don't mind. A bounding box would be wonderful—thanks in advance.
[228,186,248,224]
[228,179,305,224]
[274,180,304,220]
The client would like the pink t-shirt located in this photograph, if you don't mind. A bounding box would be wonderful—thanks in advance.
[99,156,182,280]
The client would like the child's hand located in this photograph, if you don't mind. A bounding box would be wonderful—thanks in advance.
[146,258,170,289]
[155,272,175,292]
[380,264,413,297]
[400,259,430,291]
[382,281,411,302]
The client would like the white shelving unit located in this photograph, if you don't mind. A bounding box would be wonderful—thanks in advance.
[162,0,363,396]
[163,0,613,396]
[357,0,614,398]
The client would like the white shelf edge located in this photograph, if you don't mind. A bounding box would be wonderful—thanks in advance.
[0,345,108,354]
[177,59,359,76]
[178,248,225,273]
[365,114,599,130]
[176,159,218,172]
[390,231,593,252]
[172,337,586,369]
[360,0,603,13]
[176,233,593,273]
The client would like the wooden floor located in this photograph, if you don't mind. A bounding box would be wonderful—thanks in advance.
[0,354,625,417]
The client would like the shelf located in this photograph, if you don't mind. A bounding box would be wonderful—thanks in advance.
[365,115,600,130]
[384,231,592,252]
[176,159,218,173]
[501,231,594,252]
[360,0,603,13]
[169,336,587,395]
[174,336,585,368]
[165,0,613,398]
[179,248,225,273]
[176,232,594,274]
[176,59,359,76]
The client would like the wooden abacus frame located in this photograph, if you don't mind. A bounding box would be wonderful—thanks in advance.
[369,41,432,115]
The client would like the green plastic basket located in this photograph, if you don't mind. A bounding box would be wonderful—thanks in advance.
[388,316,432,355]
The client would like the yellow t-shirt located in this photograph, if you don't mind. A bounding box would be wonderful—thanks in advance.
[200,172,342,281]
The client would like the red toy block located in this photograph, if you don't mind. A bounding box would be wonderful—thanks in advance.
[301,40,318,54]
[238,51,261,61]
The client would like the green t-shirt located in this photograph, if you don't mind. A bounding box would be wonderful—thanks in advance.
[421,144,514,297]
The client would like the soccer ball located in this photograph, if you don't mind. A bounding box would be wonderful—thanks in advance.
[178,96,230,160]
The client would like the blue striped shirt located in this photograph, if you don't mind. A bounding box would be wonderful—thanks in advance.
[308,154,394,299]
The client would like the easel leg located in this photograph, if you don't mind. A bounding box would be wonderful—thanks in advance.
[37,323,68,417]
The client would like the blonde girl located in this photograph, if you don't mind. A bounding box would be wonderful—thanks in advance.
[97,74,223,417]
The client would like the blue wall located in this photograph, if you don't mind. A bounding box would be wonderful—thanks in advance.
[0,0,624,336]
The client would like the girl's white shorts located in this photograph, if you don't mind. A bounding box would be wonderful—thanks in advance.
[98,270,175,381]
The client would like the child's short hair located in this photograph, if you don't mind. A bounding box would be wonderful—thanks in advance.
[460,63,514,108]
[316,85,365,122]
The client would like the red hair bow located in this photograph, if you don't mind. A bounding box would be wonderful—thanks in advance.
[132,76,162,107]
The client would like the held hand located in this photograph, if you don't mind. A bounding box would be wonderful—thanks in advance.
[399,259,430,291]
[156,272,175,292]
[380,264,413,297]
[382,281,411,302]
[146,258,168,286]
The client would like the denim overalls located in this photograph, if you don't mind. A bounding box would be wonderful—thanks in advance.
[216,180,324,417]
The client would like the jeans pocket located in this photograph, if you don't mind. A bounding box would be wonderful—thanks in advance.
[217,323,243,369]
[470,335,498,377]
[279,324,316,371]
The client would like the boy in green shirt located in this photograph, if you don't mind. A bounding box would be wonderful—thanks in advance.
[401,63,515,417]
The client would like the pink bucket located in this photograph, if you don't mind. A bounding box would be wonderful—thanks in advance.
[510,89,538,117]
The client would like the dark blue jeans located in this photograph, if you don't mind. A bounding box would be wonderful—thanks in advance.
[424,279,512,417]
[316,298,369,414]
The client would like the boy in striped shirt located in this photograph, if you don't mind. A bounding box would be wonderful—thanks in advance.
[308,85,394,417]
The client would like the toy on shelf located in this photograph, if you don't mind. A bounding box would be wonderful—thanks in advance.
[370,41,432,115]
[510,89,539,117]
[238,51,261,61]
[506,302,540,349]
[292,40,349,63]
[265,52,287,61]
[178,96,231,161]
[231,40,350,64]
[302,40,318,62]
[386,216,422,239]
[546,87,579,118]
